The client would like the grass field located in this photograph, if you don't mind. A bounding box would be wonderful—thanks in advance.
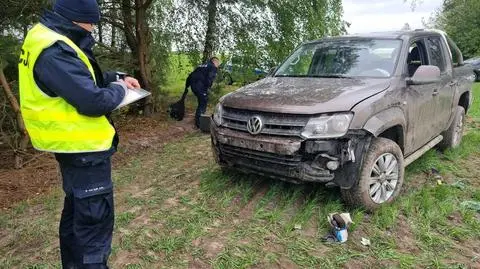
[0,85,479,268]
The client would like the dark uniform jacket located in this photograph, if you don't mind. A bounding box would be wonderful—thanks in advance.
[187,61,218,93]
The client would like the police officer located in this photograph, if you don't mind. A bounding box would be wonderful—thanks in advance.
[18,0,139,268]
[186,57,221,128]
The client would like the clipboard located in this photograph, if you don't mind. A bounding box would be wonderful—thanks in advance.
[115,88,151,110]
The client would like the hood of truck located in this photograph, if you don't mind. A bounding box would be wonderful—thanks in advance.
[222,77,391,114]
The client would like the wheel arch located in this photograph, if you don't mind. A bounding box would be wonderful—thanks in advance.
[362,107,406,153]
[458,91,471,113]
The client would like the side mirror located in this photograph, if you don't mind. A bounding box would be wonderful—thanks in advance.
[406,65,441,85]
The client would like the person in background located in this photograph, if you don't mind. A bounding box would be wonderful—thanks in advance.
[186,57,221,128]
[18,0,140,268]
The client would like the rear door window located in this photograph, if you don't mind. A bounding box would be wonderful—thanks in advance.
[426,37,446,72]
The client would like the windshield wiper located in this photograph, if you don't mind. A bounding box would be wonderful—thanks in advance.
[274,74,308,77]
[311,74,352,79]
[275,74,353,78]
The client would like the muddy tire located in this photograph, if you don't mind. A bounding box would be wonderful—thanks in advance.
[439,106,465,150]
[224,74,233,85]
[341,137,405,211]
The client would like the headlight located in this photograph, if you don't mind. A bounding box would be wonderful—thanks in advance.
[213,103,223,126]
[301,113,353,139]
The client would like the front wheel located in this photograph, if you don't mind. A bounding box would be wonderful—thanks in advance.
[341,137,405,211]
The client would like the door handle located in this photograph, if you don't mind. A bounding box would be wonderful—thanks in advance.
[433,89,439,96]
[449,81,457,87]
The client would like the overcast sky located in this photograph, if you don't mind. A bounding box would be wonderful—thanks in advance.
[343,0,443,34]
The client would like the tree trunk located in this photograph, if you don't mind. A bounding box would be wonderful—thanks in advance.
[135,0,154,115]
[118,0,156,115]
[121,0,138,56]
[0,69,29,169]
[111,23,117,48]
[98,21,104,44]
[202,0,218,63]
[23,23,28,39]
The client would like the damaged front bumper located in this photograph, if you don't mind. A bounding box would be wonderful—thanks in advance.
[211,120,372,188]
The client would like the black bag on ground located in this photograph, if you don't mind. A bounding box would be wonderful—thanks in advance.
[168,78,190,121]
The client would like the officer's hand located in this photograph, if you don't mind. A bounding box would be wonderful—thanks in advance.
[123,77,141,89]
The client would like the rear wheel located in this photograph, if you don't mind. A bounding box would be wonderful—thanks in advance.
[439,106,465,150]
[224,74,233,85]
[341,137,405,211]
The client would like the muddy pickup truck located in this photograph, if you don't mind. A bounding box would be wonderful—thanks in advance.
[210,30,474,210]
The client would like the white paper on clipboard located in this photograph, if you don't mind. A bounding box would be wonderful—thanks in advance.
[115,88,151,110]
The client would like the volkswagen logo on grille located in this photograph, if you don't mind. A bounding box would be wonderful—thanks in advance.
[247,116,263,135]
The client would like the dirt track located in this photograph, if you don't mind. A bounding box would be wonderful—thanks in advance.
[0,113,198,209]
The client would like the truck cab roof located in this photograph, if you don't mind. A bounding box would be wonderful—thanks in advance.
[306,29,446,43]
[306,29,463,66]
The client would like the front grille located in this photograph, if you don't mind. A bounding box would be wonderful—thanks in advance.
[220,144,302,167]
[222,107,309,137]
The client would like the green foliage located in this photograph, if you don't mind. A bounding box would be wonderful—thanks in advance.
[173,0,346,69]
[150,31,173,107]
[164,53,194,94]
[428,0,480,58]
[262,0,346,65]
[0,0,347,114]
[0,0,49,31]
[0,36,20,68]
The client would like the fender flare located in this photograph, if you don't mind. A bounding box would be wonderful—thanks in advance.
[362,107,407,153]
[363,107,407,138]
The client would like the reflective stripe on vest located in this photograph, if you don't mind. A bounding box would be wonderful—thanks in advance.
[19,23,115,153]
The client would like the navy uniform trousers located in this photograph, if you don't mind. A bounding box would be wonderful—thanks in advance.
[190,80,208,128]
[58,157,114,269]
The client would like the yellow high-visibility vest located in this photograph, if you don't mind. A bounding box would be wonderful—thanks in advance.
[19,23,115,153]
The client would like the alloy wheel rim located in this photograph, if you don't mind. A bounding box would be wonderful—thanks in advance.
[368,153,399,204]
[453,114,464,145]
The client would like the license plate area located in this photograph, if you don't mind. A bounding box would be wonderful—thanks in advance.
[214,129,302,155]
[224,137,278,153]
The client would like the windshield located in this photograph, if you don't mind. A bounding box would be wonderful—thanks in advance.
[275,39,402,78]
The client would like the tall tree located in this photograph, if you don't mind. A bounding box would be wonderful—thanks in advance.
[103,0,172,114]
[121,0,156,114]
[426,0,480,58]
[202,0,218,62]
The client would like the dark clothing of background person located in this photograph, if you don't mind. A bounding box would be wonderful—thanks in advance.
[186,60,218,127]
